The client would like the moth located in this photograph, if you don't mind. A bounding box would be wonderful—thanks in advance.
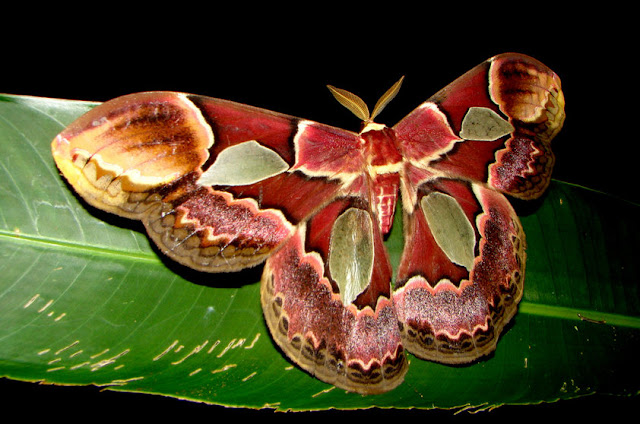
[51,53,565,394]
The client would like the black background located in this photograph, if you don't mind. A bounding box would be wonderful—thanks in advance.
[2,5,636,421]
[4,9,637,203]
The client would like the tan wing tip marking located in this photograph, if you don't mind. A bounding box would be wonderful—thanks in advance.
[51,92,213,218]
[489,55,566,144]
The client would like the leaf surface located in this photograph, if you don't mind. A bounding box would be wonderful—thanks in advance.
[0,94,638,411]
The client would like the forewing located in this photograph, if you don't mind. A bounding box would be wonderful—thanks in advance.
[394,53,565,200]
[51,92,352,272]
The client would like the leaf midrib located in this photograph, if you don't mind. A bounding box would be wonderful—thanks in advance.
[3,228,638,330]
[0,229,160,264]
[519,302,640,329]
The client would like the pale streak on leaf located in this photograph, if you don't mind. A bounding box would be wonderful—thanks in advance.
[216,338,246,358]
[70,361,91,370]
[55,340,79,355]
[90,348,110,359]
[171,340,209,365]
[244,333,261,349]
[38,299,54,313]
[105,376,145,386]
[90,349,130,371]
[153,340,179,361]
[211,364,237,374]
[242,371,257,381]
[46,366,65,372]
[23,293,40,308]
[207,340,221,354]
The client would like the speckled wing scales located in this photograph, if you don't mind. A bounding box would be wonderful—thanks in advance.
[392,53,564,363]
[262,197,406,394]
[395,53,565,200]
[53,92,300,272]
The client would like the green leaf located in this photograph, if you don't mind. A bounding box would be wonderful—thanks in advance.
[1,94,638,411]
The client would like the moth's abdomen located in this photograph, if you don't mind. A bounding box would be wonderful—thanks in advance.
[372,173,400,235]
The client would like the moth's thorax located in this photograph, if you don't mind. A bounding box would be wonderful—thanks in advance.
[359,122,403,169]
[360,121,387,134]
[358,122,402,235]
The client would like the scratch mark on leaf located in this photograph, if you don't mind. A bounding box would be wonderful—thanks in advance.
[104,376,144,386]
[189,368,202,376]
[24,293,40,308]
[38,299,54,313]
[207,340,220,354]
[71,361,90,370]
[216,339,236,358]
[46,366,65,372]
[47,358,61,365]
[153,340,179,361]
[262,402,281,409]
[90,349,109,359]
[55,340,79,355]
[312,387,335,397]
[244,333,260,349]
[577,313,607,324]
[211,364,237,374]
[172,340,209,365]
[69,349,83,359]
[54,312,66,321]
[216,338,246,358]
[242,371,257,382]
[90,349,130,371]
[38,349,50,355]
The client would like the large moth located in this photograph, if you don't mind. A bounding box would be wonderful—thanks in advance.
[51,53,565,394]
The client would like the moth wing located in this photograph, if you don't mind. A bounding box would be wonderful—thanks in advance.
[392,53,565,362]
[394,53,565,200]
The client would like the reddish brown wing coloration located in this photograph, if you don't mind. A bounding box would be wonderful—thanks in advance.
[262,197,406,393]
[51,90,406,394]
[392,179,525,363]
[51,53,564,394]
[396,53,564,200]
[392,53,564,363]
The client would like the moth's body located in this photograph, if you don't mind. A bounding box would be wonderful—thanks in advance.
[52,53,564,394]
[328,122,402,235]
